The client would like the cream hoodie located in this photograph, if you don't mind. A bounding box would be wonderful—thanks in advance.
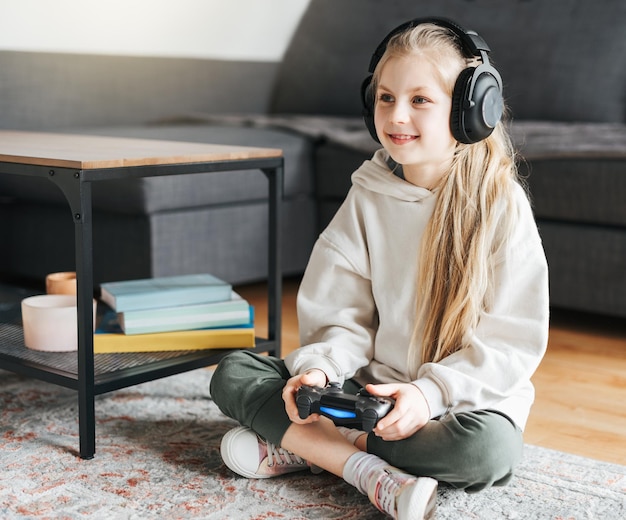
[285,149,549,430]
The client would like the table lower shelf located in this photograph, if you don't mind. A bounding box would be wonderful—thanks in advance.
[0,322,276,394]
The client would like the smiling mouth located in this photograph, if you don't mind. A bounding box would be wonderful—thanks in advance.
[388,134,418,144]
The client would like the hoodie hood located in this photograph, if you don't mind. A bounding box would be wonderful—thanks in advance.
[351,149,435,203]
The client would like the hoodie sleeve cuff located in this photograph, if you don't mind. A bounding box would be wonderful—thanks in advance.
[285,356,342,385]
[413,377,448,420]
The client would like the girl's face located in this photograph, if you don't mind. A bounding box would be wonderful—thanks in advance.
[374,53,457,188]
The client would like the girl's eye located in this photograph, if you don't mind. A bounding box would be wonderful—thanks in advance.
[378,93,394,103]
[412,96,428,105]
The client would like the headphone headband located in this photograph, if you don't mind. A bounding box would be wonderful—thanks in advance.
[368,17,492,73]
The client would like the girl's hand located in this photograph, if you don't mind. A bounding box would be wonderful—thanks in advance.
[365,383,430,441]
[282,369,328,424]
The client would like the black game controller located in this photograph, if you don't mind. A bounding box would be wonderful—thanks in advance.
[296,382,395,432]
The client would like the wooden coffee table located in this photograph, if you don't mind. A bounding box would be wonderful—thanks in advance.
[0,130,283,459]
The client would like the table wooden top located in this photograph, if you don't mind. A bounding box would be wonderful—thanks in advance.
[0,130,282,170]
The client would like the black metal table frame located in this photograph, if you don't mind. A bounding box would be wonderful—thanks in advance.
[0,156,283,459]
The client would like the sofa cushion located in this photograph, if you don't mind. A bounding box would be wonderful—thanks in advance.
[538,221,626,317]
[271,0,626,123]
[524,158,626,227]
[0,196,316,285]
[510,122,626,160]
[512,122,626,227]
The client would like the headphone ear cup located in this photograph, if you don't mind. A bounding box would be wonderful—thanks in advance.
[451,66,503,144]
[361,75,380,143]
[472,67,504,133]
[450,67,477,144]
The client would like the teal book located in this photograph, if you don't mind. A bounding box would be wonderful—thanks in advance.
[99,273,232,312]
[119,291,251,335]
[94,306,255,353]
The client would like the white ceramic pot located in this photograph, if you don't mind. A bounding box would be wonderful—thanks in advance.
[21,295,97,352]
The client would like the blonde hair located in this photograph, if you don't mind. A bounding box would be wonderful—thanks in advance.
[372,23,522,367]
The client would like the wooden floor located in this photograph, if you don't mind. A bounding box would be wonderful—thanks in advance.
[236,277,626,466]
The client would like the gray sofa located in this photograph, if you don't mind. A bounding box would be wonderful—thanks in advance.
[1,0,626,318]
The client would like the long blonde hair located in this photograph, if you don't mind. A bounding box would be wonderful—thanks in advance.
[371,24,521,366]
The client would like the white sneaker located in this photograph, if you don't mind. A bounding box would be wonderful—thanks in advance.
[220,426,309,479]
[368,466,437,519]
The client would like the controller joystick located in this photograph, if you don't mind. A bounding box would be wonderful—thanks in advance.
[296,383,394,432]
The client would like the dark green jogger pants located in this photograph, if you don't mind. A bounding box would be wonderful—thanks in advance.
[210,351,524,492]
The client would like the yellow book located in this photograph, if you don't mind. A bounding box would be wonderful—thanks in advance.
[93,327,255,354]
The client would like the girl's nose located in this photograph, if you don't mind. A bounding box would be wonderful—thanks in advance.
[390,102,410,124]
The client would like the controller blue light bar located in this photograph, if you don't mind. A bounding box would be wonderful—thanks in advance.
[320,406,357,419]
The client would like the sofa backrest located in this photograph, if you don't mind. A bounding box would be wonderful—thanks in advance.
[0,51,278,130]
[271,0,626,123]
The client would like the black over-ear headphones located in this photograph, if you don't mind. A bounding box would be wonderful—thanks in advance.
[361,17,503,145]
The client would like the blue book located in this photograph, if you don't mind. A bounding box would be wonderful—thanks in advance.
[119,291,251,335]
[99,273,232,312]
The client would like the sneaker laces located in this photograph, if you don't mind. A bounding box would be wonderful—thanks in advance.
[371,468,415,517]
[265,441,305,468]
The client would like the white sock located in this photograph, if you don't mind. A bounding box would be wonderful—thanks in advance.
[342,451,388,496]
[337,426,367,446]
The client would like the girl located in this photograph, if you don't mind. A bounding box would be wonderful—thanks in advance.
[210,18,549,520]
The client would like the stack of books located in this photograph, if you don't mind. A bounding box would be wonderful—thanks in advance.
[94,273,255,354]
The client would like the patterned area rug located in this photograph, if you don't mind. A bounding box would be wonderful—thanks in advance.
[1,367,625,519]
